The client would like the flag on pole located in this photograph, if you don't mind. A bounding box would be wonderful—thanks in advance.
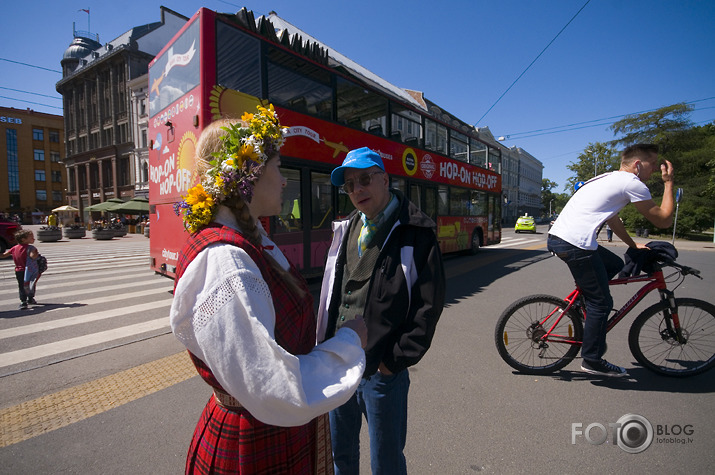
[79,8,90,14]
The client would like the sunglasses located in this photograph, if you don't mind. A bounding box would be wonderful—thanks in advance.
[341,171,384,194]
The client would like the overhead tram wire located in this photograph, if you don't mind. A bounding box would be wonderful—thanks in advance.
[500,96,715,140]
[0,86,62,100]
[474,0,592,126]
[0,57,62,74]
[0,95,63,110]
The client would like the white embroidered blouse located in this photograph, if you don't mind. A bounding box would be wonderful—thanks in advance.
[170,206,365,427]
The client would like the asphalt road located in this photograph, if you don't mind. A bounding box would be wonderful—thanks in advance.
[1,226,713,474]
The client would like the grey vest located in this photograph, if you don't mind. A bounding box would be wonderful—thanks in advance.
[335,214,394,329]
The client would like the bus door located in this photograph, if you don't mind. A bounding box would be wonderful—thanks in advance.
[308,170,334,274]
[271,165,336,276]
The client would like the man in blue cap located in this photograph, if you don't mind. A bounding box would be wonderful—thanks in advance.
[317,147,445,474]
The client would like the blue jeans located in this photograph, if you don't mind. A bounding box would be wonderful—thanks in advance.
[329,369,410,475]
[547,235,624,361]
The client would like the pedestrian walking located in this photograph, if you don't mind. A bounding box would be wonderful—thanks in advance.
[2,229,41,309]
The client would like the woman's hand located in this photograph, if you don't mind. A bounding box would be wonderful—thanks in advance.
[342,317,367,348]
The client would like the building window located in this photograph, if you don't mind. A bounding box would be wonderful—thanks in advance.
[50,151,61,162]
[52,190,63,202]
[33,128,44,141]
[36,190,47,201]
[6,129,20,208]
[52,170,62,182]
[49,130,60,143]
[35,170,46,181]
[34,149,45,161]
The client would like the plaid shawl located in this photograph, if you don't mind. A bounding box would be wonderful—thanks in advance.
[175,224,332,474]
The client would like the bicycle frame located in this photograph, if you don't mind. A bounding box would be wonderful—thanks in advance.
[538,269,672,347]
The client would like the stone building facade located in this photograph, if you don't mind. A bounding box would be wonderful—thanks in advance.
[55,7,186,220]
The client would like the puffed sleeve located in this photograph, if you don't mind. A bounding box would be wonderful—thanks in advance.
[170,243,365,427]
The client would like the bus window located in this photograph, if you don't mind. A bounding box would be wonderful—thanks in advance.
[391,102,422,146]
[216,21,261,98]
[425,119,447,155]
[470,190,487,216]
[469,138,487,168]
[450,129,468,162]
[410,183,422,210]
[279,167,302,232]
[488,147,501,173]
[267,47,333,121]
[391,177,406,196]
[424,187,437,221]
[311,172,334,229]
[337,189,355,217]
[336,77,388,135]
[451,187,469,216]
[437,185,449,216]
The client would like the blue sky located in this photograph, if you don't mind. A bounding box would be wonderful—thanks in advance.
[2,1,713,192]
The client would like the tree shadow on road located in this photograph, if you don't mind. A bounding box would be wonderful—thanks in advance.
[443,248,553,307]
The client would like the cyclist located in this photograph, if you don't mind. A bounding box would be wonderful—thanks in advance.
[547,144,674,377]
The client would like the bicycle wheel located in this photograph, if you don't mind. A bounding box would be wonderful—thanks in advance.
[495,295,583,375]
[628,298,715,377]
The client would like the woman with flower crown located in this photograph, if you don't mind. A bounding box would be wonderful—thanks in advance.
[170,105,367,474]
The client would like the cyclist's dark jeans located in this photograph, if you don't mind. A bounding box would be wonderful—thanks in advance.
[547,235,624,362]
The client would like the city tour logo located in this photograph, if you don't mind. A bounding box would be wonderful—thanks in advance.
[571,414,694,454]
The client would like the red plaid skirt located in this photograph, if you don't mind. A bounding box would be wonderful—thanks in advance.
[186,395,333,474]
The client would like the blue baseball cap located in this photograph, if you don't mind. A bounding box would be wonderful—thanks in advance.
[331,147,385,186]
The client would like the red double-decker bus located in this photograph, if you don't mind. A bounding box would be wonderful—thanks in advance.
[148,7,502,278]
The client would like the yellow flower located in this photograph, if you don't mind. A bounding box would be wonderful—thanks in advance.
[185,184,214,209]
[241,112,254,123]
[215,175,224,188]
[239,144,259,161]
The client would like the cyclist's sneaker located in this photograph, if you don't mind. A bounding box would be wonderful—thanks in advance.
[581,359,629,377]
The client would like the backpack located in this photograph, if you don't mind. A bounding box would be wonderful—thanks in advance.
[37,254,48,274]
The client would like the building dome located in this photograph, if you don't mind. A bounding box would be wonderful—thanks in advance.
[61,35,102,76]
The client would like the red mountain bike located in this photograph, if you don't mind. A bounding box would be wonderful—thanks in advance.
[494,257,715,377]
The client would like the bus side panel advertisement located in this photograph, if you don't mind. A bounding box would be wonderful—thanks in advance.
[276,108,501,193]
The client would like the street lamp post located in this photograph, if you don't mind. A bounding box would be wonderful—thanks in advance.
[586,149,598,177]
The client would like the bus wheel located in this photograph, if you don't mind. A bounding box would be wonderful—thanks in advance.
[470,230,481,254]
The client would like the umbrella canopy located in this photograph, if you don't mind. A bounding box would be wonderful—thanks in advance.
[52,205,79,212]
[85,198,125,212]
[111,197,150,214]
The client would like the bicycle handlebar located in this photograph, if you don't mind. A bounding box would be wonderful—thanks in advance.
[670,261,702,279]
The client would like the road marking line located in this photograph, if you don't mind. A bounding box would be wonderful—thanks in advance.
[0,318,170,368]
[0,351,197,447]
[0,280,172,306]
[0,300,172,340]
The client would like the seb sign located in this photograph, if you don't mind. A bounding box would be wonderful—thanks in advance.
[0,116,23,124]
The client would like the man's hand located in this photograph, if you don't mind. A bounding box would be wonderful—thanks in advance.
[378,363,393,375]
[661,159,674,183]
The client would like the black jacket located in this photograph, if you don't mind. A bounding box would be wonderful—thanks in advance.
[317,190,446,376]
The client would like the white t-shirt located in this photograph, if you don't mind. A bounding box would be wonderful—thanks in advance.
[549,171,651,250]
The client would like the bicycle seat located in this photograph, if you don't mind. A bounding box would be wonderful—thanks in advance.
[618,241,678,278]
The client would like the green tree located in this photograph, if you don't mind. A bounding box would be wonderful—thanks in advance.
[541,178,559,217]
[610,103,693,148]
[606,105,714,235]
[564,142,619,192]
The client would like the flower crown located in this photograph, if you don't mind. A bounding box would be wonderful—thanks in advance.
[174,104,286,233]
